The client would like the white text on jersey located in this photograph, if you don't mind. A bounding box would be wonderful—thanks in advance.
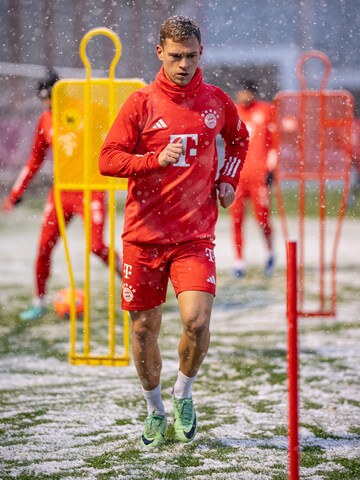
[170,134,198,167]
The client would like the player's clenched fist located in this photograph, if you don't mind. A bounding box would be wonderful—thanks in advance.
[158,139,184,167]
[1,197,21,213]
[218,182,235,208]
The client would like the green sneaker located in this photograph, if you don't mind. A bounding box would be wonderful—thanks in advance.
[141,412,167,448]
[172,396,198,443]
[19,305,46,321]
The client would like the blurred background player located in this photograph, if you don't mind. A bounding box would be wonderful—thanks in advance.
[230,80,277,277]
[2,68,122,321]
[347,115,360,209]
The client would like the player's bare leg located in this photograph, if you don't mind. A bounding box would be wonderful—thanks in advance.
[131,306,167,447]
[177,290,213,377]
[130,306,163,391]
[258,217,275,277]
[172,290,213,442]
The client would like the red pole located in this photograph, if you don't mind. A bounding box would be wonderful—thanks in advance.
[287,241,300,480]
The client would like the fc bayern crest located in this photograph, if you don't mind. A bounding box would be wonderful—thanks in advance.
[202,109,218,129]
[122,284,135,302]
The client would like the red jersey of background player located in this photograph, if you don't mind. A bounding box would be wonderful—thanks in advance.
[236,100,276,182]
[100,66,249,245]
[230,82,276,278]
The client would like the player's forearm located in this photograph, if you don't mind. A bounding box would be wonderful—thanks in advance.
[219,115,249,188]
[218,140,249,189]
[6,139,48,206]
[99,143,162,178]
[7,166,34,205]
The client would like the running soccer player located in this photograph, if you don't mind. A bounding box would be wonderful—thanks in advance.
[230,80,277,277]
[2,69,122,321]
[99,15,249,447]
[348,116,360,208]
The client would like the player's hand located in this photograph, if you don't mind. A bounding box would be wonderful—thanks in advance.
[158,139,184,167]
[218,182,235,208]
[1,196,22,213]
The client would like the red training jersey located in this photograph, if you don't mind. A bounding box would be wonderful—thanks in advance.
[99,67,249,245]
[236,100,276,182]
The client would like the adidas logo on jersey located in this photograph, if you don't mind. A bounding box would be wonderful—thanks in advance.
[207,275,216,285]
[152,119,168,129]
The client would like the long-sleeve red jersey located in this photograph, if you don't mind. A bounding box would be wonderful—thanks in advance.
[236,100,276,182]
[99,67,249,245]
[8,110,52,204]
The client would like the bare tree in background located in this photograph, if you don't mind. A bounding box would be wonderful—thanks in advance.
[42,0,55,68]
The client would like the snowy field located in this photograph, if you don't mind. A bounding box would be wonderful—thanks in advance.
[0,203,360,479]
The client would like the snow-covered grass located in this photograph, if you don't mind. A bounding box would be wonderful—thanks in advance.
[0,202,360,479]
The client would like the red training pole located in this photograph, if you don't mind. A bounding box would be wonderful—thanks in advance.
[287,241,300,480]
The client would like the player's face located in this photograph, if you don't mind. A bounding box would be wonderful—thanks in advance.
[156,37,203,86]
[236,90,254,107]
[41,97,51,110]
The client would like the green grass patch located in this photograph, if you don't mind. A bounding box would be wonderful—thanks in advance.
[1,410,49,429]
[273,425,288,436]
[252,399,276,413]
[345,398,360,408]
[324,457,360,479]
[302,423,345,440]
[272,185,360,218]
[85,451,120,469]
[301,445,326,467]
[303,399,323,410]
[1,474,63,480]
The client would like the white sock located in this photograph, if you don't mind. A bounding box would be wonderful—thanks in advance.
[173,370,196,399]
[234,259,246,270]
[33,296,46,308]
[142,385,165,416]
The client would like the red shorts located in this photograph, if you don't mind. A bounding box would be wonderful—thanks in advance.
[121,239,216,311]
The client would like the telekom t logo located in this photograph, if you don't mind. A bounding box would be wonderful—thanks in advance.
[170,134,198,167]
[205,248,215,262]
[123,263,132,279]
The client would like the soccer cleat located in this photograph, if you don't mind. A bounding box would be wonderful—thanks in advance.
[233,268,245,278]
[19,305,47,321]
[141,412,167,448]
[233,259,246,278]
[172,396,198,443]
[264,254,275,277]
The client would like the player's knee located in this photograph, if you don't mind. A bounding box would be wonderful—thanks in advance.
[90,242,105,256]
[183,311,210,338]
[38,241,55,259]
[131,312,161,343]
[133,322,159,344]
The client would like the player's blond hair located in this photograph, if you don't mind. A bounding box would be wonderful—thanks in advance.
[159,15,201,46]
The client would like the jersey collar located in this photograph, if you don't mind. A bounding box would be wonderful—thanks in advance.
[155,66,203,103]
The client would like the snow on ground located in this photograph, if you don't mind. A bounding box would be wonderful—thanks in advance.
[0,205,359,479]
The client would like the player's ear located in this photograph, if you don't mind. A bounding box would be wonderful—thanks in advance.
[199,45,203,57]
[156,44,164,61]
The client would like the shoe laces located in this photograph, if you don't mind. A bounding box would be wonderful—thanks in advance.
[144,413,165,437]
[176,398,194,426]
